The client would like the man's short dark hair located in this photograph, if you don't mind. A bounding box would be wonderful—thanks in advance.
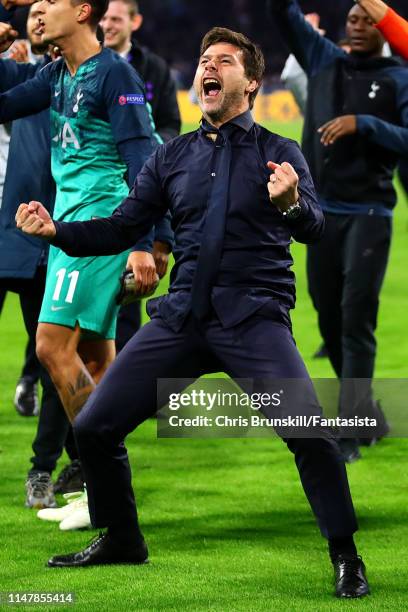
[71,0,110,27]
[200,27,265,109]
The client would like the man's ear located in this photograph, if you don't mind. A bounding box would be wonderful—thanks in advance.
[77,2,93,24]
[131,13,143,33]
[245,79,258,94]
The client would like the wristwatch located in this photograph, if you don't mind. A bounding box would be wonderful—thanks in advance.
[282,201,302,220]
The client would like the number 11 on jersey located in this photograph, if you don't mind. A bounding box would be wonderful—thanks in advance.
[52,268,80,303]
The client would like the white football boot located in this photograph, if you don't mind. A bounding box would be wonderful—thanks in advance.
[37,490,87,523]
[59,499,91,531]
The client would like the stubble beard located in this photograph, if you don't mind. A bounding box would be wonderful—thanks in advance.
[201,89,244,125]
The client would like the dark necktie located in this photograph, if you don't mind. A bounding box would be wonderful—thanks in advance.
[191,123,234,320]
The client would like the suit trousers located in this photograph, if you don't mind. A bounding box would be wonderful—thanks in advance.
[73,307,358,540]
[115,301,142,354]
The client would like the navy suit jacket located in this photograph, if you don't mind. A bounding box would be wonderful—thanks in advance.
[53,111,324,331]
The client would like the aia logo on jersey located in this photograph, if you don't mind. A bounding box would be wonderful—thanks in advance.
[118,94,145,105]
[52,121,80,150]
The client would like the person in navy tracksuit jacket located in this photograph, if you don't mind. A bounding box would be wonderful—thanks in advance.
[269,0,408,461]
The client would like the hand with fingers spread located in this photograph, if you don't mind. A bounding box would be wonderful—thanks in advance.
[267,161,299,212]
[126,251,159,297]
[15,201,56,239]
[0,21,18,53]
[318,115,357,146]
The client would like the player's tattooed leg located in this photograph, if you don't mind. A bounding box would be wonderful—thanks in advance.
[65,367,96,422]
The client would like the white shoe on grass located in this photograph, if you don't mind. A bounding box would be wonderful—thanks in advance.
[59,502,91,530]
[37,490,87,523]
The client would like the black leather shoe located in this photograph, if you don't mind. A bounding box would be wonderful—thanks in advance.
[47,533,148,567]
[359,400,390,446]
[14,379,39,417]
[53,460,84,494]
[358,437,377,447]
[334,555,370,598]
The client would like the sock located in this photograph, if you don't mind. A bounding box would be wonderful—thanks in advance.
[328,536,357,563]
[108,522,144,548]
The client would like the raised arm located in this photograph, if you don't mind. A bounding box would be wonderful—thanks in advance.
[267,0,344,77]
[280,13,327,114]
[376,10,408,59]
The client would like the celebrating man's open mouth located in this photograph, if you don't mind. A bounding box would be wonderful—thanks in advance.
[202,77,222,99]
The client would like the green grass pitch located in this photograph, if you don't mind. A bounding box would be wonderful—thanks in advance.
[0,120,407,611]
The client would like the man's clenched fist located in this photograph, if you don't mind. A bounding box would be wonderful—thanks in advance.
[267,161,299,212]
[0,22,18,53]
[15,201,56,239]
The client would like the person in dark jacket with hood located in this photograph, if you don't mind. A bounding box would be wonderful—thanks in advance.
[268,0,408,462]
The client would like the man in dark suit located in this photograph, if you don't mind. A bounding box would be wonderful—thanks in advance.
[16,27,369,599]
